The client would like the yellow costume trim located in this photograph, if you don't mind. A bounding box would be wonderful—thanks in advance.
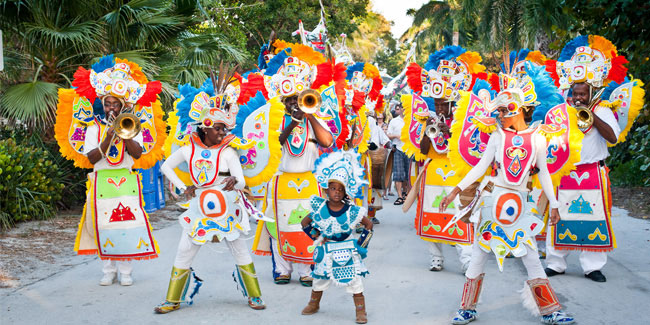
[616,79,645,144]
[356,105,371,154]
[54,89,93,169]
[537,124,566,141]
[272,40,326,66]
[362,63,380,79]
[457,51,486,74]
[133,99,167,170]
[162,102,193,187]
[472,118,498,134]
[526,51,548,65]
[243,96,284,187]
[400,94,427,162]
[230,138,256,150]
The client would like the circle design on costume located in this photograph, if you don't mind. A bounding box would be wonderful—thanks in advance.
[254,122,262,129]
[201,150,211,158]
[203,118,213,127]
[199,189,228,218]
[432,82,444,97]
[495,192,522,225]
[257,141,266,149]
[512,135,524,146]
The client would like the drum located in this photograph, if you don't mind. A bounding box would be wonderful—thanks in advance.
[369,148,387,189]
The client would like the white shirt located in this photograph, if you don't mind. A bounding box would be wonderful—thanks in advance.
[368,116,389,146]
[278,117,329,173]
[387,116,405,150]
[456,128,560,209]
[83,122,144,171]
[161,143,245,192]
[578,104,621,165]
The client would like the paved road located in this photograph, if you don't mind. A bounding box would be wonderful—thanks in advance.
[1,203,649,324]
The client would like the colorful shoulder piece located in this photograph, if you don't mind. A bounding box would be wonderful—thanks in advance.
[602,78,646,144]
[233,92,284,187]
[400,93,430,161]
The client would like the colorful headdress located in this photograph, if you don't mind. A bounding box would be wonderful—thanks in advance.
[72,54,161,107]
[313,149,368,199]
[332,34,354,67]
[175,76,240,133]
[547,35,628,91]
[264,40,328,98]
[500,49,548,81]
[292,7,329,54]
[344,62,384,113]
[406,46,486,105]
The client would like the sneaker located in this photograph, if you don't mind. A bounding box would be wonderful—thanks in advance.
[544,268,565,277]
[451,309,477,325]
[371,217,380,225]
[429,257,443,271]
[248,297,266,310]
[584,270,606,282]
[99,272,116,286]
[154,301,180,314]
[541,310,575,324]
[120,273,133,286]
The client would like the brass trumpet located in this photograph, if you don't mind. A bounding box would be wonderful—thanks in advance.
[424,123,440,141]
[575,106,594,132]
[297,89,322,114]
[113,113,142,140]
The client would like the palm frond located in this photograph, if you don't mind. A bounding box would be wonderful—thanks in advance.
[0,81,59,129]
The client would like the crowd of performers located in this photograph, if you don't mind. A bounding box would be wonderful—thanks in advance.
[53,11,644,323]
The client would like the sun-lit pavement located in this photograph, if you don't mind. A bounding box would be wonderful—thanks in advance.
[1,202,649,324]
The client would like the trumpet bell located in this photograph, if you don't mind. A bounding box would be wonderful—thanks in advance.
[575,106,594,132]
[297,89,322,114]
[113,113,142,140]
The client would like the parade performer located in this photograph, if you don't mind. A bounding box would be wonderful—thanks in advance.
[299,150,373,324]
[440,62,580,324]
[341,62,384,224]
[252,40,334,286]
[154,71,279,313]
[400,46,487,272]
[54,54,165,286]
[544,35,644,282]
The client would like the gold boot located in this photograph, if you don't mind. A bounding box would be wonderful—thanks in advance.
[353,293,367,324]
[301,290,323,315]
[154,267,191,314]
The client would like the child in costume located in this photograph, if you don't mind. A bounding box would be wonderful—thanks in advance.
[440,62,579,324]
[543,35,644,282]
[252,40,334,286]
[300,150,373,324]
[154,75,269,313]
[400,46,487,272]
[54,55,165,286]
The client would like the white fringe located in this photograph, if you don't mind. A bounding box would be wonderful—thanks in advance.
[519,281,540,316]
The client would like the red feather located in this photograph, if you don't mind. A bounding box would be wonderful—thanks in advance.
[375,94,384,114]
[335,107,350,149]
[608,53,628,83]
[71,67,97,103]
[137,80,162,106]
[368,76,383,101]
[405,62,423,93]
[352,90,365,112]
[545,60,560,87]
[238,73,268,104]
[333,61,347,83]
[312,61,333,89]
[488,73,501,93]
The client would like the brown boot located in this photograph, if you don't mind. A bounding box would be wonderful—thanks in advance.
[353,293,367,324]
[301,290,323,315]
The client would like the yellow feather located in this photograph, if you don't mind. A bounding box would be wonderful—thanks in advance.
[457,51,486,74]
[400,94,427,162]
[54,88,94,169]
[242,96,284,187]
[617,79,645,144]
[588,35,617,59]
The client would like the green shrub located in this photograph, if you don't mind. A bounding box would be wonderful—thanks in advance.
[607,124,650,186]
[0,138,65,229]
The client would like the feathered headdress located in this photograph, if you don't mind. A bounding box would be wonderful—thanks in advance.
[406,45,486,103]
[313,149,368,199]
[546,35,628,90]
[72,54,161,108]
[175,74,240,133]
[500,49,548,81]
[344,62,384,113]
[264,40,329,97]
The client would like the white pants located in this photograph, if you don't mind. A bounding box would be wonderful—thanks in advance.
[173,233,253,269]
[465,242,546,280]
[103,260,132,275]
[313,277,364,294]
[270,237,312,277]
[545,230,607,274]
[427,242,472,266]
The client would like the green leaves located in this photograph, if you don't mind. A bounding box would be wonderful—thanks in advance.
[0,81,59,128]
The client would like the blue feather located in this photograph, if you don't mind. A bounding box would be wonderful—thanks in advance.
[424,46,467,71]
[92,54,115,72]
[526,63,564,122]
[257,43,270,70]
[472,79,496,99]
[175,83,201,132]
[92,98,104,118]
[601,77,631,100]
[232,91,268,138]
[422,97,436,114]
[345,62,365,81]
[264,49,290,76]
[200,78,215,96]
[559,35,589,62]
